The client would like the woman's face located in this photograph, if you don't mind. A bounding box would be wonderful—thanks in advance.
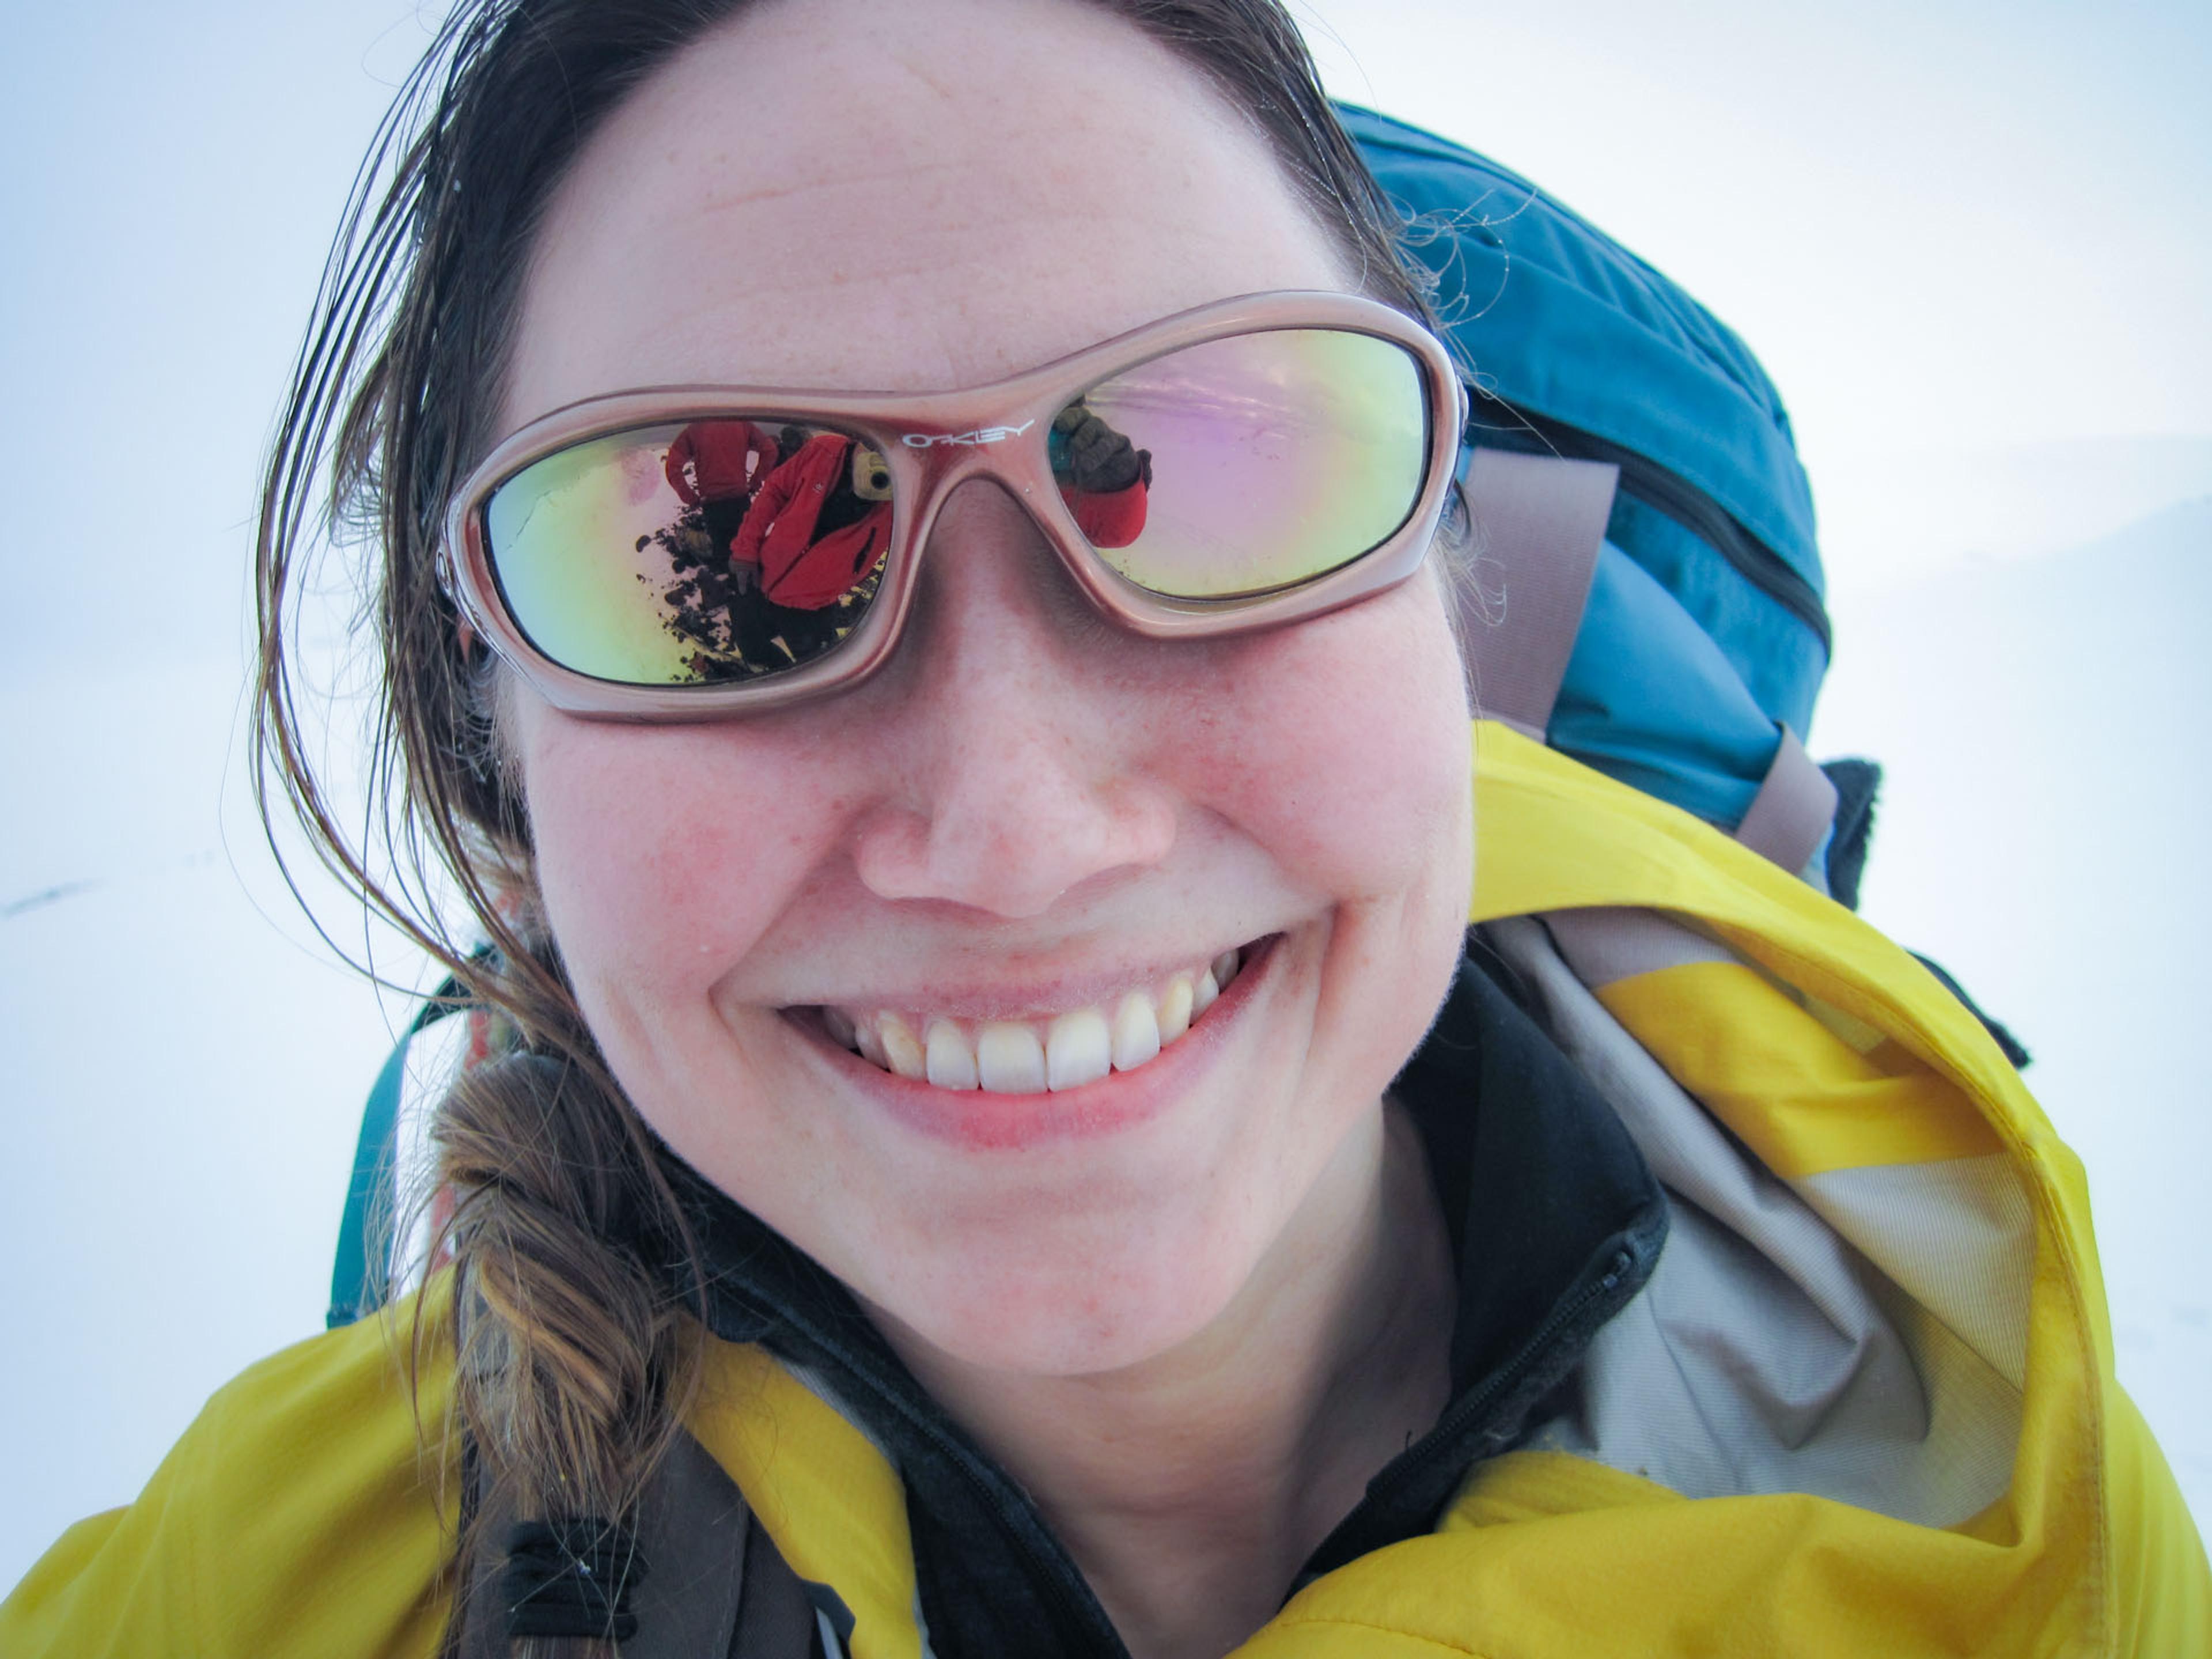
[500,0,1475,1376]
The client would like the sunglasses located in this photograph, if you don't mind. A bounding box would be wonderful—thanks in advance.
[443,291,1467,719]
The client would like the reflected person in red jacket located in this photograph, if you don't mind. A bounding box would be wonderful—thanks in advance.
[664,418,782,557]
[724,433,895,666]
[730,433,893,607]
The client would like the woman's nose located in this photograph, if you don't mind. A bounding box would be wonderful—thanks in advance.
[849,482,1179,918]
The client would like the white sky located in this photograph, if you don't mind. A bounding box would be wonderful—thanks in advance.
[3,0,2207,1593]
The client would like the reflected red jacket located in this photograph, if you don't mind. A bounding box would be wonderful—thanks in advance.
[730,434,891,610]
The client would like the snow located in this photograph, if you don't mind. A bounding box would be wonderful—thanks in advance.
[0,658,419,1579]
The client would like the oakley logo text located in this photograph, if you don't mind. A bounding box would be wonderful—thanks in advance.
[900,420,1036,449]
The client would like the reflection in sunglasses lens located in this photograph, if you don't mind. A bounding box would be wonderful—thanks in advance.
[485,419,893,686]
[1072,329,1427,598]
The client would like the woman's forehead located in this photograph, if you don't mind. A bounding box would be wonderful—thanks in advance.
[502,0,1353,427]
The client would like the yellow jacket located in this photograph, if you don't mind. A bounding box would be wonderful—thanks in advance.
[7,727,2206,1656]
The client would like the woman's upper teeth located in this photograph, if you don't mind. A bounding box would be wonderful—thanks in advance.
[827,948,1242,1092]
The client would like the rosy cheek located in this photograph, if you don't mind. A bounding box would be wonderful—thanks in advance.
[516,710,843,997]
[1191,586,1471,904]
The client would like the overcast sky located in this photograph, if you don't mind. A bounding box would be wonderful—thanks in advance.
[3,0,2206,1589]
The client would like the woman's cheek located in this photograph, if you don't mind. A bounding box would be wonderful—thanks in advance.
[514,709,834,998]
[1195,581,1473,907]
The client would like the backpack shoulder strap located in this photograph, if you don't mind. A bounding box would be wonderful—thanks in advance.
[1733,724,1839,878]
[327,1031,412,1329]
[329,969,483,1330]
[450,1423,819,1657]
[730,1501,822,1658]
[1462,450,1847,884]
[1459,448,1618,741]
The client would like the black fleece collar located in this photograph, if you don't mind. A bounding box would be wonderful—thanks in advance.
[678,931,1668,1658]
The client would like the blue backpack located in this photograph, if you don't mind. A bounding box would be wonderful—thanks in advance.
[1342,104,2020,1052]
[329,108,2005,1329]
[1339,105,1842,866]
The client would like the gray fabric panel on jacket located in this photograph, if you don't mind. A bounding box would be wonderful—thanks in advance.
[1541,904,1737,991]
[1461,448,1616,740]
[1544,908,2035,1390]
[1800,1157,2035,1393]
[1490,915,2020,1529]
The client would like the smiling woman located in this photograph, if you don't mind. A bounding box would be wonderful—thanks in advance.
[2,0,2205,1656]
[472,17,1477,1639]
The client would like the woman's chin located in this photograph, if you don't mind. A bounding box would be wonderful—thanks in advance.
[844,1088,1392,1385]
[858,1225,1256,1381]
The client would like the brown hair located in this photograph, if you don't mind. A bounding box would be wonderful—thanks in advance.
[253,0,1437,1646]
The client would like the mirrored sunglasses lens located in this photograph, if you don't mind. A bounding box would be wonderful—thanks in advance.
[483,419,895,686]
[1060,329,1429,599]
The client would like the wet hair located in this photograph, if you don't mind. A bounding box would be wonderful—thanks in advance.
[253,0,1437,1645]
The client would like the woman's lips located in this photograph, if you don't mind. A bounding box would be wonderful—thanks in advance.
[789,936,1275,1150]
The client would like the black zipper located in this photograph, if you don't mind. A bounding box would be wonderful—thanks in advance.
[716,1221,1649,1654]
[1468,399,1833,657]
[1427,1247,1634,1452]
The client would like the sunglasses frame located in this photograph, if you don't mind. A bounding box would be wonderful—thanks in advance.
[442,290,1467,721]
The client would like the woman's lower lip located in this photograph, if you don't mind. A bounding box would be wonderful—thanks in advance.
[799,936,1276,1152]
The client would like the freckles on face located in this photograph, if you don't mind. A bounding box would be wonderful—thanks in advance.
[514,563,1469,1014]
[1195,575,1470,901]
[1203,569,1473,1035]
[510,697,843,1069]
[505,552,1473,1380]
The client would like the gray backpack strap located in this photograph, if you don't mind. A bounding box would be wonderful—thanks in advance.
[449,1461,507,1659]
[731,1503,823,1658]
[451,1426,818,1658]
[633,1430,757,1657]
[1733,724,1839,878]
[1460,448,1619,740]
[1460,451,1842,882]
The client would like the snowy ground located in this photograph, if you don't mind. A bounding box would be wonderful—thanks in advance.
[4,0,2206,1603]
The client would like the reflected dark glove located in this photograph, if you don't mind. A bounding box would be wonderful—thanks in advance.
[1060,412,1149,494]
